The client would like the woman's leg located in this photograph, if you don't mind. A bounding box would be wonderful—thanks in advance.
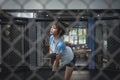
[64,66,74,80]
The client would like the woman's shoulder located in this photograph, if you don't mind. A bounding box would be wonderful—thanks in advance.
[49,35,54,42]
[57,40,66,47]
[50,35,54,39]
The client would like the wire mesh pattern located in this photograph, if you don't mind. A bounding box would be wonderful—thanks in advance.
[0,0,120,80]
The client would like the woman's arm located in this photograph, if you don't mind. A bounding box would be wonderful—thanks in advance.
[65,42,91,55]
[73,49,91,55]
[52,54,62,71]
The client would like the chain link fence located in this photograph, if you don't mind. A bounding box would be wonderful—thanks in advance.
[0,0,120,80]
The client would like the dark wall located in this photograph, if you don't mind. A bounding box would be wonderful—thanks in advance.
[107,24,120,69]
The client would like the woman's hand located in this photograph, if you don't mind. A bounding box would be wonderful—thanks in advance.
[52,54,62,71]
[74,49,91,55]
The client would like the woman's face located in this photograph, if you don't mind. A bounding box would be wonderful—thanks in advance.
[50,25,58,35]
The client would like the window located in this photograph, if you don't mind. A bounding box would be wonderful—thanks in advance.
[64,22,87,45]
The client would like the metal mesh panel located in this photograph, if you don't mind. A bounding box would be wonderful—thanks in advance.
[0,0,120,80]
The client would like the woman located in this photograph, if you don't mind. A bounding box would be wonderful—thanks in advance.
[49,21,91,80]
[49,21,76,80]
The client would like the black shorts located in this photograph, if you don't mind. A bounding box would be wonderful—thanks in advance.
[65,55,76,67]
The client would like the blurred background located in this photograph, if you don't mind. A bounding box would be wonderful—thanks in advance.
[0,0,120,80]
